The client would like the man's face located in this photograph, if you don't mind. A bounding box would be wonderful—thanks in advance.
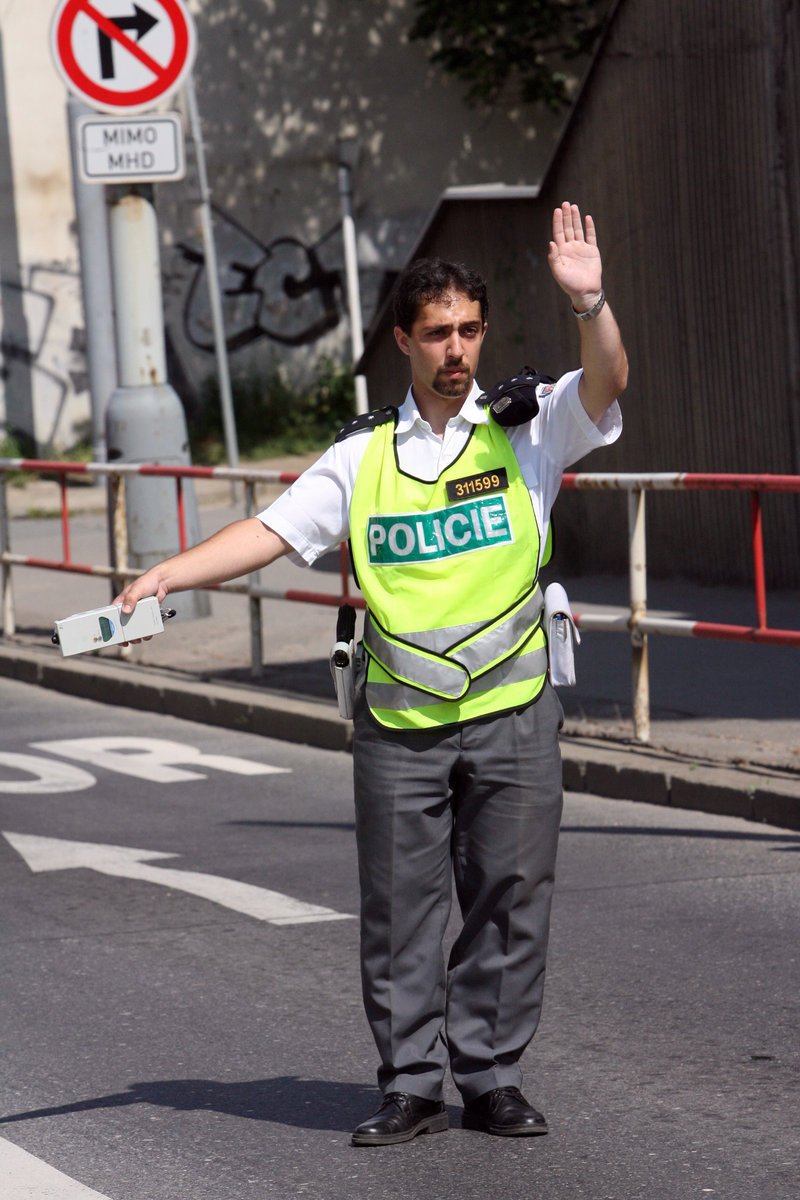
[394,292,486,407]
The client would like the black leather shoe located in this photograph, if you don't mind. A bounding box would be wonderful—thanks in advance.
[462,1086,548,1136]
[351,1092,448,1146]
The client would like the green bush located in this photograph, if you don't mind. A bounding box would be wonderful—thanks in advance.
[0,432,27,485]
[191,358,357,464]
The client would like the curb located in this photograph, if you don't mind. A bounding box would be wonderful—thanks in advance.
[0,643,352,753]
[560,738,799,831]
[0,642,797,831]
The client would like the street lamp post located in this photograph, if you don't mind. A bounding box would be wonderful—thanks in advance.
[337,135,369,416]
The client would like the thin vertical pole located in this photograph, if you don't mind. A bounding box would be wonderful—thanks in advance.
[628,488,650,742]
[338,159,369,415]
[184,77,240,490]
[59,478,71,563]
[109,471,127,599]
[245,479,263,679]
[751,491,768,629]
[0,474,15,636]
[176,477,188,552]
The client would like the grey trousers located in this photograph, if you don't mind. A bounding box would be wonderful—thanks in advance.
[352,683,564,1102]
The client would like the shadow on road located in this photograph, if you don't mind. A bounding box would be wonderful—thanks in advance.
[0,1076,430,1132]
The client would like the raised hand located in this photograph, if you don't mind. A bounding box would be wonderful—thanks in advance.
[547,202,603,310]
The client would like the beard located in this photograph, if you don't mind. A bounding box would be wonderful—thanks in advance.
[432,365,473,400]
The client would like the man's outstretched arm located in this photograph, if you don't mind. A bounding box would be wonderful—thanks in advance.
[114,517,291,613]
[547,201,629,422]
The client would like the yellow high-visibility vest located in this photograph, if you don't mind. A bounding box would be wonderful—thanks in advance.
[350,415,548,730]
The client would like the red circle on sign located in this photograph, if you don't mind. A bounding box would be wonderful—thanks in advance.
[52,0,195,112]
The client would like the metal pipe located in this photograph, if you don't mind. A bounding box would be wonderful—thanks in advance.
[176,477,188,552]
[6,462,800,492]
[628,488,650,742]
[184,78,240,486]
[60,478,71,564]
[109,195,167,387]
[337,146,369,416]
[751,491,768,629]
[0,475,14,635]
[244,480,264,678]
[109,473,127,599]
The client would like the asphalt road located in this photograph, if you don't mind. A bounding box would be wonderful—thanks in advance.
[1,676,798,1200]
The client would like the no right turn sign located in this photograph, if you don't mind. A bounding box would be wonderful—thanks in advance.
[50,0,197,114]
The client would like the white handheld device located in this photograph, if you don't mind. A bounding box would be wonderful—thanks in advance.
[52,597,173,657]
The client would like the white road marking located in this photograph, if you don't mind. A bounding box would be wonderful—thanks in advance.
[1,1135,115,1199]
[0,753,96,795]
[3,832,354,926]
[31,737,291,784]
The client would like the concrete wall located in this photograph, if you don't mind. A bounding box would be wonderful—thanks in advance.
[0,0,579,452]
[0,4,86,451]
[360,0,800,587]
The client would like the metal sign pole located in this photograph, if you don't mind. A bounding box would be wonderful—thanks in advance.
[184,75,240,483]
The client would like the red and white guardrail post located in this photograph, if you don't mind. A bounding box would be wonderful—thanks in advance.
[628,487,650,742]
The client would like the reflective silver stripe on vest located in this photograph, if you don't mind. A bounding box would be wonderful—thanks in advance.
[449,585,543,677]
[366,643,549,711]
[403,619,491,654]
[393,584,543,657]
[363,584,543,698]
[364,617,469,699]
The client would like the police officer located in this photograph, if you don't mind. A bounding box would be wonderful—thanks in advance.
[116,202,627,1145]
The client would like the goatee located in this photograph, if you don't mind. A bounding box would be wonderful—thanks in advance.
[433,368,472,399]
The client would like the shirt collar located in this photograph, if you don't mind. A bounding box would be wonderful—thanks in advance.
[396,380,489,433]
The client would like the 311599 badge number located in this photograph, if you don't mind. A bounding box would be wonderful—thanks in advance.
[446,467,509,503]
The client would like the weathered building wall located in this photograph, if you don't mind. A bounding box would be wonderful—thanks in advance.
[0,5,86,452]
[362,0,800,587]
[0,0,573,451]
[158,0,571,405]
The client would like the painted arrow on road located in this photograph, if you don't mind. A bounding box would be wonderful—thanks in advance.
[2,1135,115,1200]
[3,832,354,926]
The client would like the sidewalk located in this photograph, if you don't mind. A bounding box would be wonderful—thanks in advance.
[2,460,799,829]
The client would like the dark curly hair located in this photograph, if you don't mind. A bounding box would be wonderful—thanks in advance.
[392,257,489,333]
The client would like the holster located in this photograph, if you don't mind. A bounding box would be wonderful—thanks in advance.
[543,582,581,687]
[330,604,357,719]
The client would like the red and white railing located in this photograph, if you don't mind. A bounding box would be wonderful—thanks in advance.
[1,460,798,742]
[560,471,800,739]
[0,459,362,679]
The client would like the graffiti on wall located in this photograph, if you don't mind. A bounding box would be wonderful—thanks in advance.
[175,206,345,354]
[0,208,403,449]
[0,265,87,447]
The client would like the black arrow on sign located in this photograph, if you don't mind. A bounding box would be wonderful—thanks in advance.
[98,5,159,80]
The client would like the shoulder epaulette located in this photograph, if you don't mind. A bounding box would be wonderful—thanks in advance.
[335,406,398,443]
[480,366,555,427]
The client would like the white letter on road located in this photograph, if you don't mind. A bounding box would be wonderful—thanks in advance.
[31,738,290,784]
[0,753,95,794]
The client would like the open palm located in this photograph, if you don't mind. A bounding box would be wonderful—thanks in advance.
[547,203,603,302]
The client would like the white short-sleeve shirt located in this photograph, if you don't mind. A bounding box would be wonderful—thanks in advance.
[257,369,621,568]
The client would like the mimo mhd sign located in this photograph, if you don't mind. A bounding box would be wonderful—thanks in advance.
[76,112,185,182]
[50,0,197,114]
